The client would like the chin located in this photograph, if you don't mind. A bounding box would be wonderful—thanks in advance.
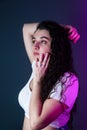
[34,56,39,61]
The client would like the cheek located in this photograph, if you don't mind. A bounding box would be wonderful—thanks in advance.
[41,46,51,54]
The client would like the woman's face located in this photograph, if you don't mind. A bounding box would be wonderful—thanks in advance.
[32,29,52,61]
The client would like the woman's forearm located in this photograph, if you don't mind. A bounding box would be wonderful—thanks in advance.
[29,53,51,129]
[29,81,43,130]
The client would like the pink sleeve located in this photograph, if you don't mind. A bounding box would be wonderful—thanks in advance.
[60,74,79,109]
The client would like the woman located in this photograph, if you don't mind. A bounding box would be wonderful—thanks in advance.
[18,21,80,130]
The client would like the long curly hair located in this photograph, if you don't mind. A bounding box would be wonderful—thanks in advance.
[36,20,77,129]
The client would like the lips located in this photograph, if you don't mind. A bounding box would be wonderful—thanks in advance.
[33,52,39,55]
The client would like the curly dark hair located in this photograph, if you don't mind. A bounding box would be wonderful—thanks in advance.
[36,20,77,130]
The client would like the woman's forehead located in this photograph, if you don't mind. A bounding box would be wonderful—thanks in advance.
[33,29,51,38]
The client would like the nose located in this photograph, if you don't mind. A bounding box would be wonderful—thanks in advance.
[34,42,40,50]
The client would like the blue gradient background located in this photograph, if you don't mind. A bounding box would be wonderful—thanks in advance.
[0,0,86,130]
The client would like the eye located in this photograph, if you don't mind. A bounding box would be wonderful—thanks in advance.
[32,40,36,44]
[41,40,47,44]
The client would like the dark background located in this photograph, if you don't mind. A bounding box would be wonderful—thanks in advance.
[0,0,87,130]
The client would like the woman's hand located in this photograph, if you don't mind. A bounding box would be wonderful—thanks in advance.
[32,53,50,83]
[65,25,80,44]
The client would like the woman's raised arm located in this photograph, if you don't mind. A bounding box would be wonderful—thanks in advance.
[22,23,38,63]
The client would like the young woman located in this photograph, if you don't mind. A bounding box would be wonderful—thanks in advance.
[18,21,80,130]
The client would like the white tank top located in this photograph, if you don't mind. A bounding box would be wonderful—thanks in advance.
[18,62,79,128]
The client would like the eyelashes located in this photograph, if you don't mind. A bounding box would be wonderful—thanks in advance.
[32,40,47,44]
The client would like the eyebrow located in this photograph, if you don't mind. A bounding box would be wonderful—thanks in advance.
[32,36,50,41]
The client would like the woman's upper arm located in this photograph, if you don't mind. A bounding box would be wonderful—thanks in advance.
[22,23,38,63]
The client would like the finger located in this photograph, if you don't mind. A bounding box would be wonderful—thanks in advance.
[70,34,80,44]
[68,32,78,40]
[45,55,50,69]
[42,53,49,67]
[72,35,80,44]
[69,33,80,41]
[36,58,38,67]
[68,27,77,34]
[64,25,72,30]
[39,53,44,66]
[65,25,76,34]
[68,29,77,37]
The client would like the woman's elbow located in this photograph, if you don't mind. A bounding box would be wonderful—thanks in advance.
[30,119,45,130]
[22,24,26,33]
[30,120,39,130]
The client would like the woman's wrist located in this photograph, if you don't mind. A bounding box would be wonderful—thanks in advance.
[33,79,41,87]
